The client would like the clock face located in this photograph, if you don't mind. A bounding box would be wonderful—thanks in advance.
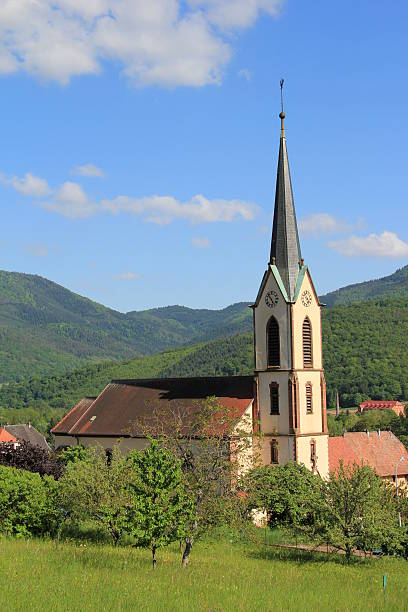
[265,290,279,308]
[301,290,312,307]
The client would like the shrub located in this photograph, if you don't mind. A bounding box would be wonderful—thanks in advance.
[0,465,58,537]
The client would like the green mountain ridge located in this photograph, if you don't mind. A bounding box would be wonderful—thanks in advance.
[2,294,408,416]
[0,270,252,382]
[1,263,408,386]
[320,264,408,307]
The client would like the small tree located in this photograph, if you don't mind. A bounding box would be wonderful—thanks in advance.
[125,440,193,568]
[322,462,402,561]
[131,397,257,566]
[58,446,130,545]
[245,462,323,540]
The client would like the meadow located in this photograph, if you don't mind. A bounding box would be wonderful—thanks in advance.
[0,535,407,611]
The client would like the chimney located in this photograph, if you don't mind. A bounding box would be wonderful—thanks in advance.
[378,429,381,437]
[366,429,370,438]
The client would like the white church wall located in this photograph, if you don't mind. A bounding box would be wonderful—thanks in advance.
[257,370,291,435]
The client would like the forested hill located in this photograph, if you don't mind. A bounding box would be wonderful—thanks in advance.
[0,270,251,382]
[2,296,408,415]
[1,264,408,384]
[320,265,408,307]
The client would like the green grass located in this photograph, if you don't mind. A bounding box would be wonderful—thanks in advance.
[0,537,406,611]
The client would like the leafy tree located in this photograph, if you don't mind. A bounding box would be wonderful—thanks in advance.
[58,445,89,466]
[0,465,58,537]
[0,440,62,478]
[125,440,194,568]
[321,463,403,561]
[132,397,256,566]
[58,446,130,545]
[244,462,323,539]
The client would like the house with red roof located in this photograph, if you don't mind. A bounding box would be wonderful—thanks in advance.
[0,427,17,444]
[52,377,255,457]
[359,400,406,417]
[329,431,408,487]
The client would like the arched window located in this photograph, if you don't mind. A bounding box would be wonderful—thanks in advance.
[302,317,313,368]
[267,316,280,367]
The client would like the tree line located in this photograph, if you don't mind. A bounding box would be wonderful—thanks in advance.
[0,398,407,566]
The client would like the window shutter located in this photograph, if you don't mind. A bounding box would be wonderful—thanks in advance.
[267,317,280,367]
[302,318,313,367]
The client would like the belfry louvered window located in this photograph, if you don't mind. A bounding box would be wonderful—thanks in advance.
[302,317,313,368]
[306,383,313,414]
[267,316,280,368]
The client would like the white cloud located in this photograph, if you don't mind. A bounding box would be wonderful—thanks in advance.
[25,243,49,257]
[238,67,252,82]
[329,231,408,258]
[192,236,210,248]
[72,163,105,178]
[299,213,353,236]
[23,242,60,257]
[0,172,52,197]
[101,194,258,224]
[113,271,141,281]
[2,169,258,223]
[188,0,283,29]
[43,181,97,219]
[0,1,282,87]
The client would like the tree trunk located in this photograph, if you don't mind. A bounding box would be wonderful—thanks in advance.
[182,537,194,567]
[152,545,157,569]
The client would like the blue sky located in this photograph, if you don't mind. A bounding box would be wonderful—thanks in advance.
[0,0,407,312]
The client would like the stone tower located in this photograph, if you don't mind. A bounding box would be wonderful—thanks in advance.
[251,97,329,478]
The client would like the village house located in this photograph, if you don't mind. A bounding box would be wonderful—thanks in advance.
[0,427,17,444]
[329,431,408,488]
[0,423,50,450]
[359,400,406,417]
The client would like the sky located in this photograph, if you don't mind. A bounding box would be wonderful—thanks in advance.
[0,0,408,312]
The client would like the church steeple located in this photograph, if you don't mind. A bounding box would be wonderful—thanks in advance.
[269,80,302,300]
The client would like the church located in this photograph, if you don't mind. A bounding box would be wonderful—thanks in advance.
[53,99,330,477]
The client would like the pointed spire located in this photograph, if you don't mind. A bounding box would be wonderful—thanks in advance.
[269,80,302,300]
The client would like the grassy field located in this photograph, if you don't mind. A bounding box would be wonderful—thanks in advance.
[0,536,407,611]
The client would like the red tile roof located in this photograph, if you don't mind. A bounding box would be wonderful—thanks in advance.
[0,428,17,443]
[359,400,405,415]
[52,377,255,438]
[329,431,408,477]
[52,397,97,435]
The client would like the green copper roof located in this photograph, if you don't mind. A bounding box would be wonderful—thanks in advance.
[293,265,307,302]
[270,264,289,302]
